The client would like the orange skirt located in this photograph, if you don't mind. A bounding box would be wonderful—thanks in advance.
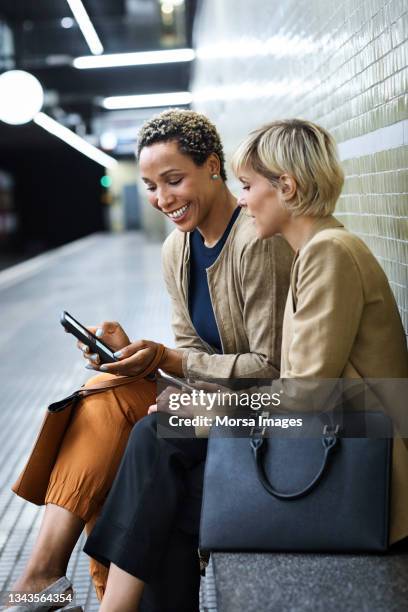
[44,373,156,600]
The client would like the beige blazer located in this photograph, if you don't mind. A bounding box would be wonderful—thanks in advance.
[280,215,408,544]
[161,210,294,381]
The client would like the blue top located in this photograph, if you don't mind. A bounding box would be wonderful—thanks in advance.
[188,207,241,352]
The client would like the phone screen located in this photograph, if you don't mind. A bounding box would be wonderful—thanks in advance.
[65,313,93,339]
[94,338,112,354]
[61,311,116,361]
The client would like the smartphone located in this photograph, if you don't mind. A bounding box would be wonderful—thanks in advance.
[157,368,197,392]
[60,310,117,364]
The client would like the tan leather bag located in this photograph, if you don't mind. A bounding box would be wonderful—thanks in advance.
[12,345,165,505]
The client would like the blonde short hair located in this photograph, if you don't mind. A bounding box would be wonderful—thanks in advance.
[232,119,344,217]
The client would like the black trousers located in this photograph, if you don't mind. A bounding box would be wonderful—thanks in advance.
[84,413,208,612]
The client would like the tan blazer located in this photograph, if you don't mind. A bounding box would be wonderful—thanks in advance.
[280,215,408,544]
[161,210,294,381]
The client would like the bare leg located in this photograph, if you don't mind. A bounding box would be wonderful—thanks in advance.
[12,504,84,594]
[99,564,144,612]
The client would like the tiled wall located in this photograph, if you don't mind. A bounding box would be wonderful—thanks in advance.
[191,0,408,338]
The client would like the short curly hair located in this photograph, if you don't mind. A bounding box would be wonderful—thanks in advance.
[136,109,227,181]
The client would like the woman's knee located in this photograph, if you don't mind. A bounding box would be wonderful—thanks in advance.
[83,375,156,424]
[83,372,117,387]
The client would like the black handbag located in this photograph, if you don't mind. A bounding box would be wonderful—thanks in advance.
[199,411,392,553]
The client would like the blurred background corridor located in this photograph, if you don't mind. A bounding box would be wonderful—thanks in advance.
[0,0,406,335]
[0,1,407,610]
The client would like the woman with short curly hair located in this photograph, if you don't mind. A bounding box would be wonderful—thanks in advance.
[10,109,293,611]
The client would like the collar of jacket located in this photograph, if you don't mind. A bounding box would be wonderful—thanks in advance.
[291,214,344,265]
[179,208,245,301]
[301,214,344,249]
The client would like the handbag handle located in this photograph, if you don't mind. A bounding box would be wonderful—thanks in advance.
[48,375,153,413]
[250,425,339,500]
[48,344,166,413]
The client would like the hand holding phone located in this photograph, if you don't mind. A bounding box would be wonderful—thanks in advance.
[60,311,119,364]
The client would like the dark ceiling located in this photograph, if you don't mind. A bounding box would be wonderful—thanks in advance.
[0,0,197,57]
[0,0,198,152]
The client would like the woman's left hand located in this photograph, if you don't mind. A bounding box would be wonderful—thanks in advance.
[98,339,159,376]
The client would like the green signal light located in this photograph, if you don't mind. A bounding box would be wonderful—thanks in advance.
[101,175,112,188]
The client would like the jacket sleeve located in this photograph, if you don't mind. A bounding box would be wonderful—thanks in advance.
[275,237,365,412]
[182,236,293,381]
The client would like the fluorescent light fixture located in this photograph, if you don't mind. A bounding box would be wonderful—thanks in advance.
[73,48,195,69]
[102,91,192,110]
[66,0,103,55]
[34,112,117,168]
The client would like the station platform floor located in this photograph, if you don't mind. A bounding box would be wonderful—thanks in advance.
[0,232,217,612]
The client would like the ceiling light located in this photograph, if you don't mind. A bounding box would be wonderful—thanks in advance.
[102,91,192,110]
[0,70,44,125]
[66,0,103,55]
[34,112,117,168]
[61,17,75,29]
[73,48,195,69]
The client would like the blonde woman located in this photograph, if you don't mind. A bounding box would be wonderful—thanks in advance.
[232,118,408,545]
[90,119,408,611]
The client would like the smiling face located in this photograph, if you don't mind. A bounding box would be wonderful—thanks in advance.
[139,140,219,231]
[238,166,292,239]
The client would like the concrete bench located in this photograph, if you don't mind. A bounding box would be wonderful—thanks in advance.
[213,543,408,611]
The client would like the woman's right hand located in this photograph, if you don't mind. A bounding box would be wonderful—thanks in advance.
[77,321,130,368]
